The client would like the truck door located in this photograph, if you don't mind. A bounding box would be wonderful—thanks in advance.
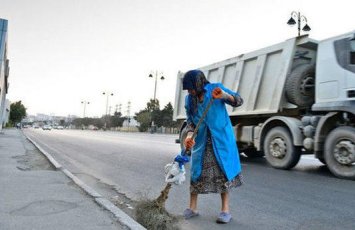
[346,36,355,98]
[334,35,355,99]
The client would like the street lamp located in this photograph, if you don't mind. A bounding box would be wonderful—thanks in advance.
[148,71,165,133]
[81,101,90,118]
[287,11,311,37]
[126,101,131,132]
[149,71,165,103]
[102,91,114,129]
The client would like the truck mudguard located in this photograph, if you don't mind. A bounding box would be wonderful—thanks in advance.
[256,116,304,150]
[313,112,338,153]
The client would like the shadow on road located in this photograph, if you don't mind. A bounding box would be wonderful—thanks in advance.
[240,155,336,179]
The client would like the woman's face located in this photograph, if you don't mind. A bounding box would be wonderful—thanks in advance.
[188,89,197,96]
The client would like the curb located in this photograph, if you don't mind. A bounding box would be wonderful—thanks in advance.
[25,134,146,230]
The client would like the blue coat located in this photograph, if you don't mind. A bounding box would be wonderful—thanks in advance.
[185,83,242,182]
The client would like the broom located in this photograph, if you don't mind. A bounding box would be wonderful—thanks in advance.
[135,97,214,229]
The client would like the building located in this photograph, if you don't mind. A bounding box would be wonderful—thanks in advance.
[0,19,9,131]
[122,116,139,128]
[1,99,10,127]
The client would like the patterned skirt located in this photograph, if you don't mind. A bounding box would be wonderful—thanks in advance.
[190,131,243,194]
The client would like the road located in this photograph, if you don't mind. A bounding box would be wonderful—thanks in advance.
[23,128,355,230]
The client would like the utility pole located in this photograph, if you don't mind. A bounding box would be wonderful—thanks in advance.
[126,101,131,132]
[102,92,114,130]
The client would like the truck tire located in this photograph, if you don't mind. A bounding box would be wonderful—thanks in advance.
[179,124,188,151]
[286,64,315,107]
[324,126,355,180]
[264,127,301,169]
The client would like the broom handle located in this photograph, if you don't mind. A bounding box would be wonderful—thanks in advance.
[185,97,214,156]
[192,97,214,138]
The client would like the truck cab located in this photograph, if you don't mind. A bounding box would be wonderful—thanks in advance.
[313,32,355,113]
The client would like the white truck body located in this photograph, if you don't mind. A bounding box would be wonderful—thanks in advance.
[174,31,355,180]
[174,36,318,118]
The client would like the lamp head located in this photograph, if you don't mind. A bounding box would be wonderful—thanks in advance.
[287,17,296,26]
[302,24,311,32]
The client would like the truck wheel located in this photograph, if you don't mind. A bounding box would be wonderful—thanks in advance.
[324,126,355,180]
[264,127,301,169]
[285,64,315,107]
[179,124,188,151]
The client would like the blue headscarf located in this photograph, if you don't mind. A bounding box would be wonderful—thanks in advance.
[182,70,210,115]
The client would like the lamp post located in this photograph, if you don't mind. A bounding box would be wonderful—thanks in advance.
[118,103,122,114]
[81,101,90,118]
[108,106,112,116]
[287,11,311,37]
[102,92,114,129]
[126,101,131,132]
[148,71,165,133]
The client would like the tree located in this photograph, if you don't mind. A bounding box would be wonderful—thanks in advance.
[134,99,160,132]
[110,112,124,127]
[135,110,151,132]
[135,100,178,132]
[92,118,104,129]
[147,99,160,111]
[147,99,160,128]
[9,101,27,125]
[73,117,105,129]
[160,102,177,127]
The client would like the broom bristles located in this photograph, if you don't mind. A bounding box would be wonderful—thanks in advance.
[135,183,179,230]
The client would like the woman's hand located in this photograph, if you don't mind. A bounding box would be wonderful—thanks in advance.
[212,87,230,100]
[184,137,195,150]
[212,87,223,99]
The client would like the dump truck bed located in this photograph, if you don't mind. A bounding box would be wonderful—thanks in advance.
[173,36,318,120]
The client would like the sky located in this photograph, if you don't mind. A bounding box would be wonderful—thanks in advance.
[0,0,354,118]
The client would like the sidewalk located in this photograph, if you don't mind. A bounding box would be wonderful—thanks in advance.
[0,129,126,230]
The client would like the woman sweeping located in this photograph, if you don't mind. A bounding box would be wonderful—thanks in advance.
[182,69,244,224]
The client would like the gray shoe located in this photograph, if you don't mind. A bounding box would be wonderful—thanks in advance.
[216,212,232,224]
[183,208,199,219]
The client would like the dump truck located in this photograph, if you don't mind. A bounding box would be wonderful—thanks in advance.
[173,31,355,180]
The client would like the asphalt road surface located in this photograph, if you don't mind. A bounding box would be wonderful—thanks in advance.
[24,128,355,230]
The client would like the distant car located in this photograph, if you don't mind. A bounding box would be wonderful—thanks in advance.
[57,126,64,130]
[42,125,52,130]
[33,125,40,129]
[88,125,99,130]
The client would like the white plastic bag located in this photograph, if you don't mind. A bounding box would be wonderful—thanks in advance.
[164,162,186,185]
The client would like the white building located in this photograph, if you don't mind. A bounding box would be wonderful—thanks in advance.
[122,116,139,127]
[1,99,10,127]
[0,19,9,131]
